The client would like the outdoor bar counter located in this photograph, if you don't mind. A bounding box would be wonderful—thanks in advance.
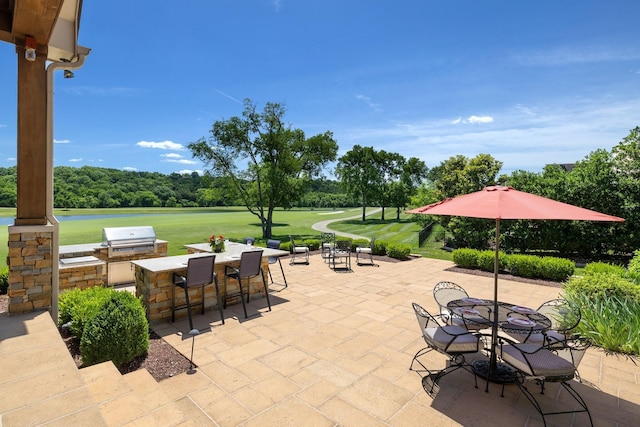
[132,242,288,323]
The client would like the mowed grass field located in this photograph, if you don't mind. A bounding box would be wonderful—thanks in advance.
[0,207,452,266]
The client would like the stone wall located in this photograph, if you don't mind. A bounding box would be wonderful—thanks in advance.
[59,258,107,292]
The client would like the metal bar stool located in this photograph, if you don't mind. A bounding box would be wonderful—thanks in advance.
[172,254,224,329]
[224,250,271,318]
[267,239,288,290]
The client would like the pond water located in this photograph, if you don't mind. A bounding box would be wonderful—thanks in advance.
[0,214,157,226]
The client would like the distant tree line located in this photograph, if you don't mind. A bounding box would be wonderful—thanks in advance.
[0,165,358,209]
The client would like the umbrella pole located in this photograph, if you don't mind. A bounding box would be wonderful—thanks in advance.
[475,218,515,390]
[490,219,500,373]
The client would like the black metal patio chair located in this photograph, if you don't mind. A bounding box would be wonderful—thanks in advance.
[499,337,593,426]
[410,302,482,397]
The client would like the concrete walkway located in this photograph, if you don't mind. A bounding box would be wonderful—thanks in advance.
[311,207,382,240]
[2,255,639,426]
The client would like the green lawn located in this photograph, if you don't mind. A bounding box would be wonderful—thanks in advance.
[2,207,412,263]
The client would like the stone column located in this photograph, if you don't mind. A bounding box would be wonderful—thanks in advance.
[7,225,54,314]
[8,39,53,315]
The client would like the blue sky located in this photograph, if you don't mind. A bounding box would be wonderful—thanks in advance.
[1,1,639,177]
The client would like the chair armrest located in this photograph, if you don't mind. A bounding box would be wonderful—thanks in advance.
[173,273,186,284]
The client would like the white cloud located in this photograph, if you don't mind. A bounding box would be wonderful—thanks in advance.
[466,115,494,124]
[122,166,138,171]
[137,140,185,150]
[69,158,82,162]
[161,153,183,159]
[6,157,15,161]
[54,139,71,144]
[451,115,494,125]
[0,124,7,128]
[164,158,197,165]
[177,169,202,175]
[356,94,382,112]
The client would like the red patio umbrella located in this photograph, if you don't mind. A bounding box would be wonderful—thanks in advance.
[406,185,624,383]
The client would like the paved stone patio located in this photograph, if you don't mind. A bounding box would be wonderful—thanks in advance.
[1,254,639,426]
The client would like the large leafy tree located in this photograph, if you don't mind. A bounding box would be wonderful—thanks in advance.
[427,154,503,249]
[336,146,428,221]
[376,150,404,221]
[188,99,338,238]
[386,156,428,220]
[335,145,380,221]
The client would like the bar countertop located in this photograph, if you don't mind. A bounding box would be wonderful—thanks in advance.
[131,242,288,273]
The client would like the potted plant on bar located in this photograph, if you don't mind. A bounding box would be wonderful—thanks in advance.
[209,234,225,253]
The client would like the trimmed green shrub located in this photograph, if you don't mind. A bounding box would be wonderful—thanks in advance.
[303,239,320,251]
[541,256,575,281]
[58,286,114,337]
[476,251,496,272]
[564,272,640,303]
[452,248,477,268]
[585,261,627,276]
[453,249,573,281]
[80,292,149,367]
[476,250,510,273]
[0,265,8,294]
[508,254,542,279]
[386,243,411,260]
[280,241,292,253]
[372,239,388,256]
[624,249,640,284]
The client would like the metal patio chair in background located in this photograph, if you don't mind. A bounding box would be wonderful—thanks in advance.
[288,235,310,265]
[320,232,335,263]
[355,237,377,266]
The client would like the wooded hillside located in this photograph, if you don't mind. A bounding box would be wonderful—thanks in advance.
[0,166,353,208]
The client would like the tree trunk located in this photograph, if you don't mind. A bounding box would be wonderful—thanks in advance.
[396,206,401,220]
[264,206,274,239]
[381,206,385,220]
[361,194,367,221]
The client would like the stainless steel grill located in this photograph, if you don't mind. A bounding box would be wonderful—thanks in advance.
[102,226,158,285]
[102,226,157,258]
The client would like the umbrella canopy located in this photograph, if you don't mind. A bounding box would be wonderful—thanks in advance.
[406,185,625,222]
[407,185,624,383]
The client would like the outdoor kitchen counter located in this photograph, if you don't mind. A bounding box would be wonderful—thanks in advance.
[59,240,168,259]
[131,243,288,323]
